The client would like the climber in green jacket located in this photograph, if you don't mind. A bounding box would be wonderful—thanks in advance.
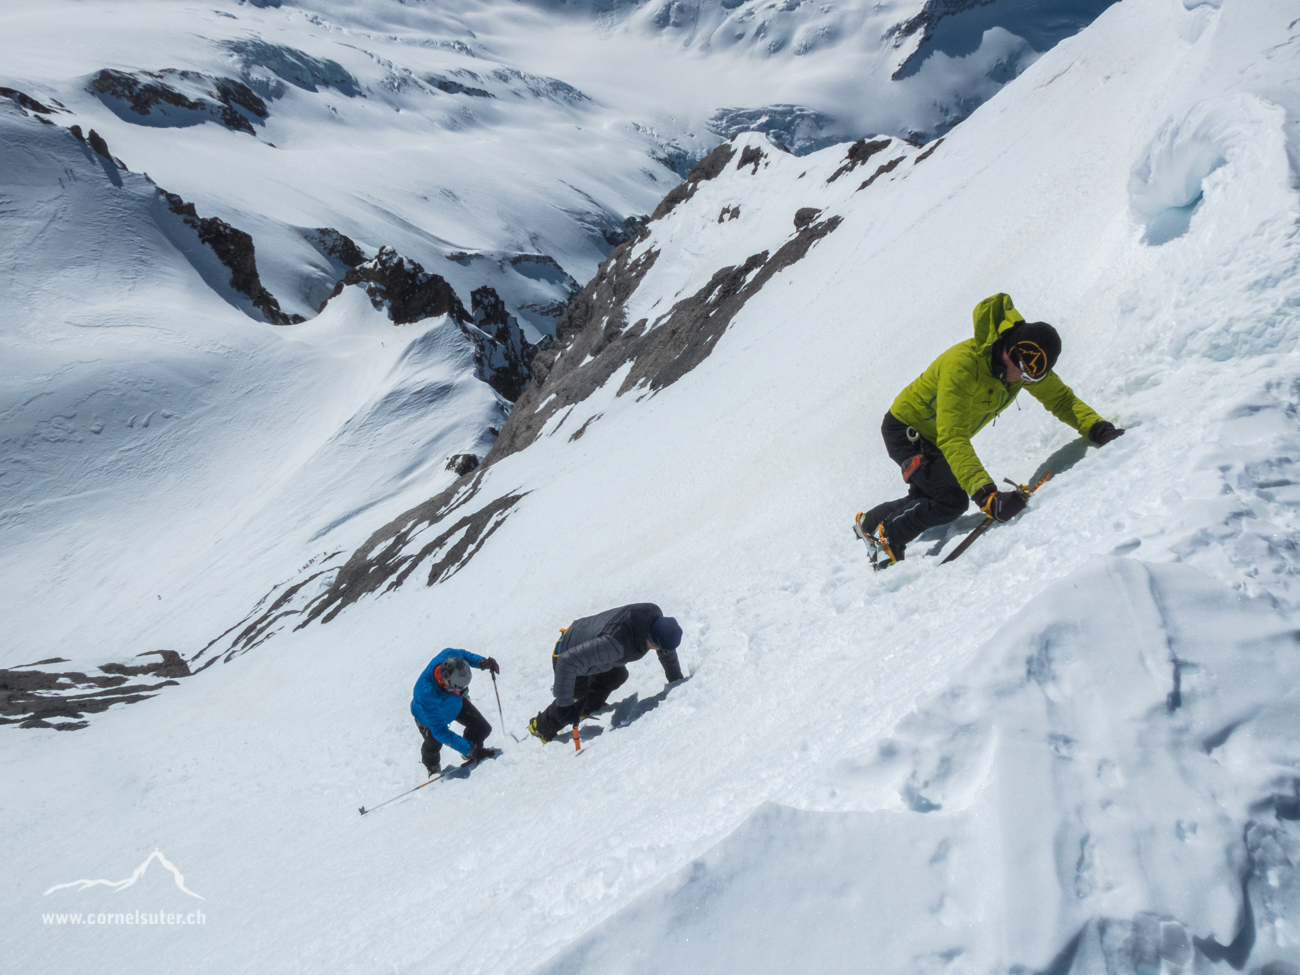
[855,293,1125,567]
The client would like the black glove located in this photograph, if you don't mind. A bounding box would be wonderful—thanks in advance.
[973,483,1028,523]
[1089,421,1125,445]
[479,657,500,674]
[465,743,497,763]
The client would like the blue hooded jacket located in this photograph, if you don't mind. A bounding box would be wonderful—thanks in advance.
[411,648,484,756]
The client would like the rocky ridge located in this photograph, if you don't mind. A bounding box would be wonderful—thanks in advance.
[192,129,939,663]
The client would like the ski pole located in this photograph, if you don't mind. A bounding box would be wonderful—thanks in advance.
[493,673,525,743]
[359,772,447,816]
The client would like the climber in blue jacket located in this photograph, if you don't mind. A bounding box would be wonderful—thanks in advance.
[411,648,500,775]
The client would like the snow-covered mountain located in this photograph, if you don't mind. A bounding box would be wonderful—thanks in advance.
[5,0,1300,972]
[0,0,1123,718]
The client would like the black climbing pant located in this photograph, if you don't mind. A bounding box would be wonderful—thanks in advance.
[859,411,970,548]
[416,698,491,773]
[534,665,629,740]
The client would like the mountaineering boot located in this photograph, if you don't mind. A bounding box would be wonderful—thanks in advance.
[852,511,873,545]
[876,520,905,566]
[852,511,880,568]
[853,513,905,570]
[528,716,551,744]
[424,755,441,777]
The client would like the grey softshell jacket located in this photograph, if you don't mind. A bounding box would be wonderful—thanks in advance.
[552,603,683,704]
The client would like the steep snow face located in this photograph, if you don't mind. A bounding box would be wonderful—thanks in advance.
[539,559,1300,974]
[0,105,515,683]
[0,0,1124,713]
[6,0,1300,974]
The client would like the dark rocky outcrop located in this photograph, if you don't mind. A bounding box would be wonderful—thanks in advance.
[737,144,766,174]
[89,68,268,134]
[913,138,945,164]
[568,413,603,442]
[303,474,526,625]
[304,227,365,269]
[859,156,906,190]
[650,142,737,221]
[484,211,843,465]
[161,191,304,325]
[329,247,470,325]
[827,138,893,182]
[793,207,821,229]
[0,651,190,730]
[469,286,549,403]
[47,113,295,325]
[446,453,480,476]
[222,39,361,99]
[428,76,494,98]
[86,128,113,162]
[318,249,544,403]
[68,124,125,170]
[196,472,528,648]
[0,86,59,116]
[603,214,650,248]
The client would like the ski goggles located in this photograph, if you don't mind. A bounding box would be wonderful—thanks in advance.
[1012,340,1050,383]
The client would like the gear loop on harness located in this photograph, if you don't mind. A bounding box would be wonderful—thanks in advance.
[905,426,920,442]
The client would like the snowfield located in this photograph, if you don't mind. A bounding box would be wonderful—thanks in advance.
[5,0,1300,973]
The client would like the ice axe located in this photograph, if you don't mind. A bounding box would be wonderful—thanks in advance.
[941,471,1051,565]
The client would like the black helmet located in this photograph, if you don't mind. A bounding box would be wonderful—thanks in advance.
[434,657,472,693]
[1007,321,1061,383]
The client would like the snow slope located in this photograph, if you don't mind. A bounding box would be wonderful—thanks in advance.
[6,0,1300,973]
[0,0,1120,688]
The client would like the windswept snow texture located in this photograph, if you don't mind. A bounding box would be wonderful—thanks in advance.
[6,0,1300,974]
[541,559,1300,974]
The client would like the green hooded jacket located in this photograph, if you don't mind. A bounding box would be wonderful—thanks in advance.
[889,294,1105,496]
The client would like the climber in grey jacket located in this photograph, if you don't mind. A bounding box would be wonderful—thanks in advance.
[528,602,684,742]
